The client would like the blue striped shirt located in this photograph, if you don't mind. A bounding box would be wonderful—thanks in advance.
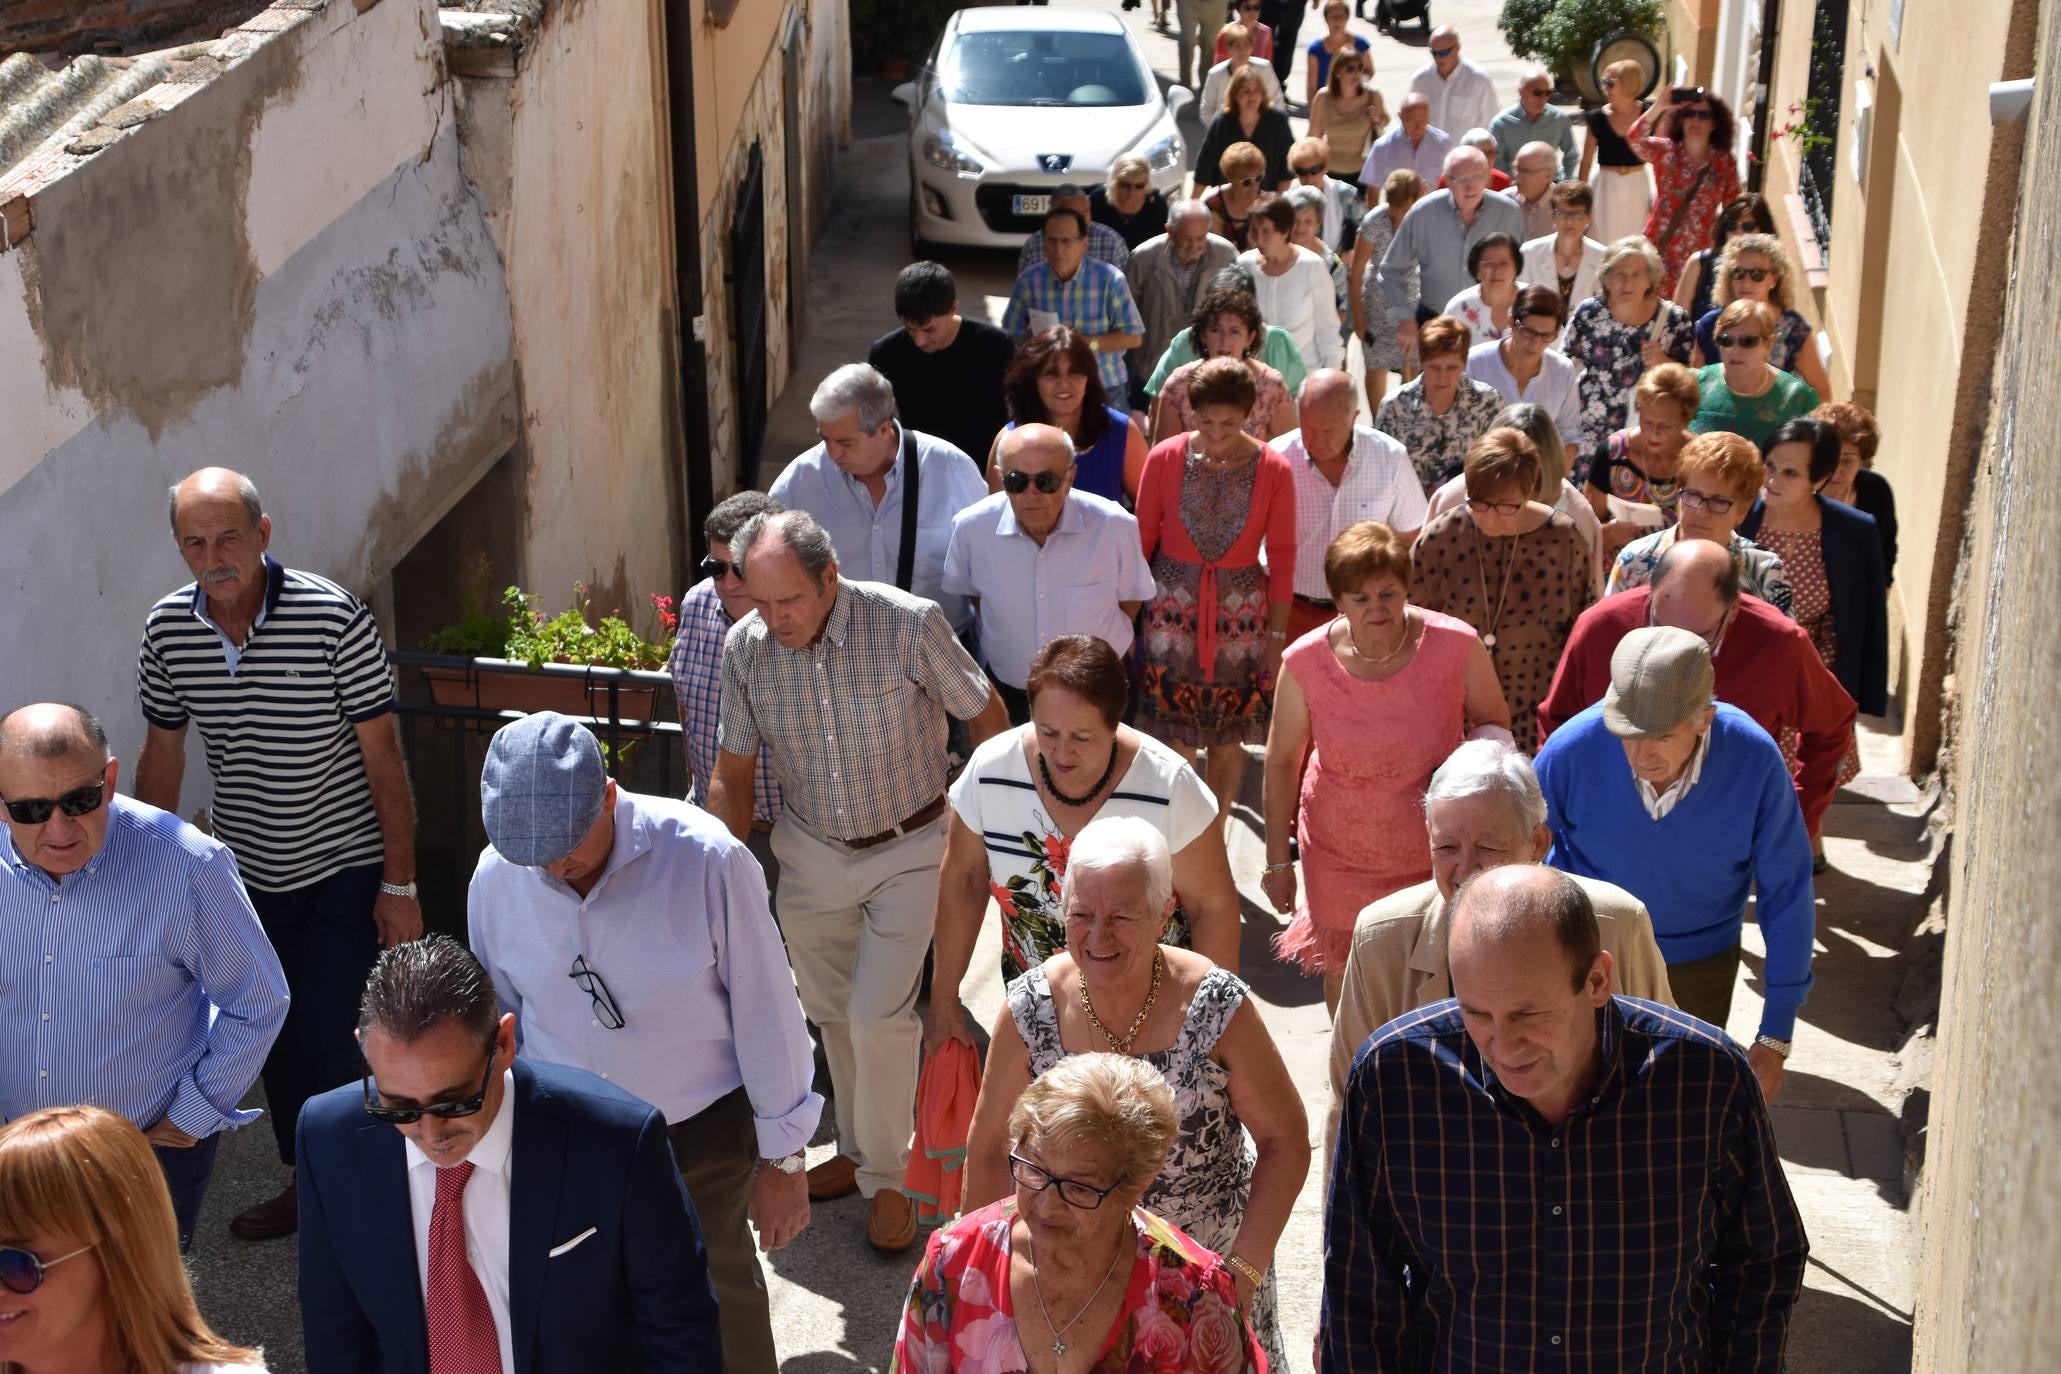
[0,796,290,1136]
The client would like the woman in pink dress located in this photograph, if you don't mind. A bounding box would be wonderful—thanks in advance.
[1259,521,1511,1010]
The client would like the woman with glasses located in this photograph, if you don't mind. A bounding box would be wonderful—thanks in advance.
[1303,0,1371,105]
[1408,429,1594,753]
[1690,232,1833,397]
[1585,361,1702,558]
[1150,288,1296,445]
[1306,49,1384,190]
[1088,154,1170,252]
[1629,85,1742,297]
[1442,232,1527,350]
[0,1106,266,1374]
[1136,358,1297,827]
[1563,236,1695,486]
[1262,521,1511,1003]
[1193,71,1295,196]
[1374,313,1507,492]
[1692,299,1821,450]
[993,326,1147,502]
[1608,430,1794,613]
[1673,191,1773,322]
[1425,402,1608,594]
[1464,283,1581,458]
[1349,168,1425,407]
[904,1052,1272,1373]
[1578,59,1655,246]
[956,816,1304,1370]
[1520,182,1606,333]
[1200,140,1269,251]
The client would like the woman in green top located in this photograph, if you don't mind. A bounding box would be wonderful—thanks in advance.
[1691,298,1820,448]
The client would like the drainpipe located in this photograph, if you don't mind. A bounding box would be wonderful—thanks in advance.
[1746,0,1782,192]
[664,0,714,572]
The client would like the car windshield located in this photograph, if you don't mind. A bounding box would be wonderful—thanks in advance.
[940,31,1149,107]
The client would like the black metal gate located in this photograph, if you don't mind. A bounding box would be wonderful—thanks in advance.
[1798,0,1849,260]
[730,141,768,490]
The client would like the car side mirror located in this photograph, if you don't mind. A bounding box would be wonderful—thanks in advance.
[1167,85,1195,117]
[891,81,917,107]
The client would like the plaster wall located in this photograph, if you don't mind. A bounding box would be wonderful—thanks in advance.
[688,0,787,223]
[0,0,516,810]
[1663,0,1720,88]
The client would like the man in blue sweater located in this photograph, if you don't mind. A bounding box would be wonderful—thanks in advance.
[1536,626,1815,1103]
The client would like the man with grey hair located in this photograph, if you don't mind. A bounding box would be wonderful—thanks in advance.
[1327,738,1671,1143]
[1507,139,1561,241]
[1490,68,1579,178]
[1124,201,1238,413]
[709,509,1005,1252]
[137,465,418,1242]
[1379,144,1525,350]
[768,363,988,634]
[1359,91,1453,191]
[1408,25,1500,139]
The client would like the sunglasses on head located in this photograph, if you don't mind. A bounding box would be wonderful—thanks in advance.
[0,1244,92,1295]
[361,1052,496,1125]
[2,779,107,827]
[1002,465,1073,495]
[700,556,740,581]
[1715,333,1765,349]
[1730,266,1771,282]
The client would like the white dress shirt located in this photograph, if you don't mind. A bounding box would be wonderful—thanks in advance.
[942,489,1157,688]
[1465,338,1583,445]
[1238,246,1345,370]
[1278,425,1430,600]
[468,791,823,1157]
[1410,57,1501,139]
[767,423,990,631]
[407,1069,516,1374]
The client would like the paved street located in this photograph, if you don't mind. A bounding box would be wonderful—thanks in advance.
[185,2,1921,1369]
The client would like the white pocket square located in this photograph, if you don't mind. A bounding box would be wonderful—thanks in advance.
[548,1226,598,1258]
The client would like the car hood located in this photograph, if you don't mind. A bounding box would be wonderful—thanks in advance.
[932,101,1169,170]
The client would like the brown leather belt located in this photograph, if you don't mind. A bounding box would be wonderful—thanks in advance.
[839,796,947,851]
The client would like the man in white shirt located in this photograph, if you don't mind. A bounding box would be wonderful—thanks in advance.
[1278,369,1429,639]
[467,712,822,1373]
[1410,26,1501,139]
[942,424,1156,722]
[768,363,989,633]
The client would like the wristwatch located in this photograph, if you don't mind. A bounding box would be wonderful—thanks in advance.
[764,1151,806,1175]
[1753,1034,1792,1058]
[379,880,418,900]
[1086,336,1101,352]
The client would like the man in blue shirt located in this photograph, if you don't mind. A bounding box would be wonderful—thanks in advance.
[0,703,288,1252]
[1535,625,1816,1104]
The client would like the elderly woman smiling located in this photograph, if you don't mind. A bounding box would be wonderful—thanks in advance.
[963,817,1307,1369]
[895,1053,1266,1373]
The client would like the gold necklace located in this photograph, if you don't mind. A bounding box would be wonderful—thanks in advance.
[1078,949,1163,1054]
[1471,517,1524,650]
[1344,614,1411,669]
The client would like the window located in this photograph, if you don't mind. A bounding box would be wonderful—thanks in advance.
[1797,0,1850,260]
[941,32,1149,108]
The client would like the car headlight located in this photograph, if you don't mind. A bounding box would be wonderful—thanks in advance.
[1135,133,1182,175]
[922,131,984,178]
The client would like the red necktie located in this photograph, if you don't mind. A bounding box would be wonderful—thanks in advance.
[427,1161,502,1374]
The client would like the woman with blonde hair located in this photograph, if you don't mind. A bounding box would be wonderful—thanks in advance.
[1089,153,1170,251]
[1562,236,1695,484]
[0,1106,264,1374]
[1585,360,1703,555]
[1692,298,1820,449]
[1578,59,1655,245]
[1690,231,1832,396]
[1306,48,1385,188]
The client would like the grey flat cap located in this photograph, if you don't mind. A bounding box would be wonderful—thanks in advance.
[480,712,607,866]
[1603,626,1715,740]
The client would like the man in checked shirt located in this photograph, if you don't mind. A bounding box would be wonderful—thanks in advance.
[1323,864,1807,1371]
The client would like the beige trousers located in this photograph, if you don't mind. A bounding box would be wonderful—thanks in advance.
[770,814,945,1198]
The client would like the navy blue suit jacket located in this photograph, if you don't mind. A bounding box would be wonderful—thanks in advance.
[1741,494,1889,715]
[296,1057,722,1373]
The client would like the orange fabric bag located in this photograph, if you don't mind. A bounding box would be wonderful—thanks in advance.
[902,1039,981,1224]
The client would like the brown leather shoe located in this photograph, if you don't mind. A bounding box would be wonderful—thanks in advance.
[867,1188,918,1252]
[806,1153,859,1201]
[229,1181,298,1241]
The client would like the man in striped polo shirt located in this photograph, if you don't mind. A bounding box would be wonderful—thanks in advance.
[134,467,421,1242]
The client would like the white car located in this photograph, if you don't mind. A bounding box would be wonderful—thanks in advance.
[894,8,1194,254]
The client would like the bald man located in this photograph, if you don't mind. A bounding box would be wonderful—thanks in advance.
[1508,140,1561,241]
[1409,25,1501,140]
[943,423,1155,722]
[136,467,420,1241]
[1359,91,1453,190]
[0,704,287,1252]
[1322,865,1807,1372]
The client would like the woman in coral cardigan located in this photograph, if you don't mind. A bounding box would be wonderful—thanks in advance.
[1135,356,1297,829]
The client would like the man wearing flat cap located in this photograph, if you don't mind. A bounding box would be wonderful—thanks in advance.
[1534,626,1816,1102]
[467,712,820,1373]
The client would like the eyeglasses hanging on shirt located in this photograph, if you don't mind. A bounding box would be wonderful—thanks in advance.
[570,953,627,1029]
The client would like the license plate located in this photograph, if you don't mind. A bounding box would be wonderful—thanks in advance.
[1011,193,1051,216]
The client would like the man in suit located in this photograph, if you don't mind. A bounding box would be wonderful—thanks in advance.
[297,934,722,1372]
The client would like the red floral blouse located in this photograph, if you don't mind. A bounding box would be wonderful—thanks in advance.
[1630,128,1742,297]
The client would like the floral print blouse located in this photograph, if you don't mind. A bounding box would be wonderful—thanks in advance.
[1629,130,1742,296]
[890,1200,1266,1374]
[1562,295,1695,486]
[1373,375,1506,494]
[1607,525,1794,616]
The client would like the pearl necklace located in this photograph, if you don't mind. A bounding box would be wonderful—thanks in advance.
[1343,615,1412,669]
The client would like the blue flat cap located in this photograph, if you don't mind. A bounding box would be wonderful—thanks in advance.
[480,712,607,866]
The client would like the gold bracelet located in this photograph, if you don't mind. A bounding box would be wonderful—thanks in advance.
[1224,1253,1265,1287]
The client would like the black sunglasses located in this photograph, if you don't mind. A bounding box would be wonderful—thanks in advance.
[1008,1152,1129,1209]
[1002,466,1072,495]
[1,779,108,827]
[1431,45,1455,58]
[362,1052,496,1125]
[0,1243,92,1295]
[700,556,740,581]
[1729,266,1771,282]
[571,953,626,1029]
[1715,333,1765,349]
[1291,162,1326,177]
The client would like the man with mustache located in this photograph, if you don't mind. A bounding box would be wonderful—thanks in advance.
[136,466,421,1242]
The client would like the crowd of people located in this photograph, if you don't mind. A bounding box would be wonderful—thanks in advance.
[0,6,1896,1372]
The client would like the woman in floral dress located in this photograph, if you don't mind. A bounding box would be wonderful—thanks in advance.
[1563,237,1695,486]
[1348,167,1426,408]
[1629,87,1742,297]
[1584,360,1701,560]
[1372,313,1506,493]
[1137,358,1297,827]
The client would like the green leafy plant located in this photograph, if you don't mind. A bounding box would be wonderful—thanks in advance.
[499,585,678,672]
[1774,98,1833,160]
[419,555,515,657]
[1498,0,1664,89]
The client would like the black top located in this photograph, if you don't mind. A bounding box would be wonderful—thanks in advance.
[1849,467,1899,580]
[1089,185,1172,251]
[866,319,1018,463]
[1193,106,1296,190]
[1685,247,1718,319]
[1586,104,1646,168]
